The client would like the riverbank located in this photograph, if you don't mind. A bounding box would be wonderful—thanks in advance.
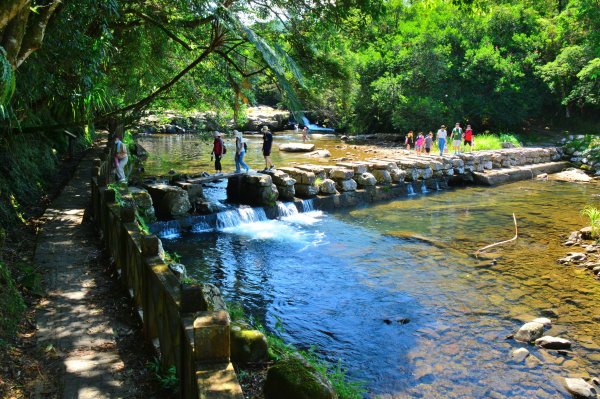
[0,137,157,398]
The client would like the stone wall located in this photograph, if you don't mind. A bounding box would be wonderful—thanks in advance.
[91,160,243,399]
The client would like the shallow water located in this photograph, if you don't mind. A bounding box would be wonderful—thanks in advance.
[162,180,600,398]
[136,131,349,176]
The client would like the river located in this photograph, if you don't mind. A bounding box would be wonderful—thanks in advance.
[141,133,600,398]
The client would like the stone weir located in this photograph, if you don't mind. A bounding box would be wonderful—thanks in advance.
[221,147,568,209]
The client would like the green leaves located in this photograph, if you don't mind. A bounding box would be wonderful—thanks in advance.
[0,47,15,109]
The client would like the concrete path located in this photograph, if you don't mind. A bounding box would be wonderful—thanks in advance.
[34,143,137,398]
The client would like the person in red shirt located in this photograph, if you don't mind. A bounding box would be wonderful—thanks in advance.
[211,131,225,174]
[463,125,474,152]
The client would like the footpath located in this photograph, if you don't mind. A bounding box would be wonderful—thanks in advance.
[33,140,150,398]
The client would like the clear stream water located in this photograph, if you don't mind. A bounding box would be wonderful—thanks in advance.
[142,134,600,398]
[158,180,600,399]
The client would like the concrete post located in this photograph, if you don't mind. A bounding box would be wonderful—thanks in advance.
[194,310,230,363]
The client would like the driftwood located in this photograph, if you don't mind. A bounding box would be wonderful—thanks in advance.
[475,213,518,257]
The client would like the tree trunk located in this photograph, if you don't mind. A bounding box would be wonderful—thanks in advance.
[565,103,571,118]
[15,0,60,69]
[0,0,29,32]
[1,2,30,68]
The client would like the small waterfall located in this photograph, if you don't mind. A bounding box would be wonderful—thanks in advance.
[191,220,212,233]
[421,181,429,194]
[301,199,315,212]
[154,220,182,239]
[277,201,299,217]
[435,180,440,191]
[216,206,268,230]
[407,183,415,196]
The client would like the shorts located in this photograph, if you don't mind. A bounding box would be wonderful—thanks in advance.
[425,147,431,153]
[464,139,472,146]
[263,150,271,156]
[453,140,461,147]
[415,145,423,150]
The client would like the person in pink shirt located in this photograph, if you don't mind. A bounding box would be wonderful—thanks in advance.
[415,132,425,156]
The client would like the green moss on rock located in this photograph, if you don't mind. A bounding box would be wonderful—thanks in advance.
[264,354,337,399]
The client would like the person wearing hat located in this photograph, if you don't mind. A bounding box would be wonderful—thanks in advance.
[234,130,250,173]
[261,125,274,171]
[211,131,225,174]
[436,124,448,156]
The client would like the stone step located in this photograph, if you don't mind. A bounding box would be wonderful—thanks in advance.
[472,161,570,186]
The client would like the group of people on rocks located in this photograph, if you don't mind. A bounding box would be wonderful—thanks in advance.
[210,125,275,174]
[405,123,474,156]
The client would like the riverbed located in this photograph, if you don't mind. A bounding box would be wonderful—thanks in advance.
[158,178,600,398]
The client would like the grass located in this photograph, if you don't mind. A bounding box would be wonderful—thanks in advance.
[0,261,26,347]
[581,206,600,239]
[428,132,521,153]
[227,302,367,399]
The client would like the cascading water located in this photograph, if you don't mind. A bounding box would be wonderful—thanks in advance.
[216,206,268,230]
[421,181,428,194]
[301,199,315,212]
[435,179,440,191]
[276,201,299,217]
[406,183,415,196]
[155,220,182,239]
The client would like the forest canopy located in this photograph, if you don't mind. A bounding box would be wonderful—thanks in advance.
[0,0,598,134]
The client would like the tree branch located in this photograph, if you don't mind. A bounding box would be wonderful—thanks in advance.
[128,10,193,51]
[15,0,61,68]
[215,50,267,77]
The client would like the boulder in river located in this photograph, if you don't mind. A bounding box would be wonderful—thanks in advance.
[548,168,592,182]
[535,336,572,350]
[355,172,377,187]
[532,317,552,327]
[264,354,336,399]
[563,378,597,398]
[514,322,545,343]
[307,150,331,158]
[279,143,316,152]
[510,348,530,363]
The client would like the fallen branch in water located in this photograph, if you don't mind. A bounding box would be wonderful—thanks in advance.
[475,213,518,257]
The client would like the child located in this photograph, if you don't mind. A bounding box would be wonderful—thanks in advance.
[405,131,414,150]
[424,132,434,155]
[464,124,474,152]
[415,132,425,156]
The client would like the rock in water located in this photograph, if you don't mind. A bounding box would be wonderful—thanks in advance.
[279,143,316,152]
[548,168,592,182]
[510,348,530,363]
[532,317,552,327]
[514,322,545,343]
[563,378,597,398]
[264,355,336,399]
[535,336,572,350]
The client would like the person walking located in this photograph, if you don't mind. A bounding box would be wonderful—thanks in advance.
[211,131,225,174]
[302,126,309,143]
[405,131,414,150]
[451,122,463,155]
[261,125,275,172]
[415,132,425,156]
[437,125,447,156]
[464,124,474,152]
[114,131,128,182]
[424,131,434,156]
[234,130,250,173]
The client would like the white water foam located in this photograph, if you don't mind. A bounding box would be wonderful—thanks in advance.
[276,201,299,218]
[421,181,429,194]
[407,183,416,196]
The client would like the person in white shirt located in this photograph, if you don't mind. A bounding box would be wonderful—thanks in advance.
[436,125,448,156]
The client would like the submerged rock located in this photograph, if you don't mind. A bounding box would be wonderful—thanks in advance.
[563,378,597,398]
[279,143,316,152]
[514,322,545,343]
[548,168,592,182]
[264,355,336,399]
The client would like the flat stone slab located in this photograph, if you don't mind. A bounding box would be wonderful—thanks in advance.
[473,162,570,186]
[279,143,315,152]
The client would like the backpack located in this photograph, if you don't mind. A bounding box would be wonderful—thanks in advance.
[243,142,248,152]
[221,138,227,155]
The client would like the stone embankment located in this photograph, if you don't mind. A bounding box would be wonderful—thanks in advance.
[137,106,291,134]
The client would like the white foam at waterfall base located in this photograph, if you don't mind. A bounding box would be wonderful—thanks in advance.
[407,183,416,196]
[159,227,181,240]
[221,210,325,244]
[216,206,268,230]
[421,182,429,194]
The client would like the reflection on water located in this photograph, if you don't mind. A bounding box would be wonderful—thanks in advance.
[163,180,600,398]
[136,132,347,176]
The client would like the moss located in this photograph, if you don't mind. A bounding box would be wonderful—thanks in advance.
[264,355,335,399]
